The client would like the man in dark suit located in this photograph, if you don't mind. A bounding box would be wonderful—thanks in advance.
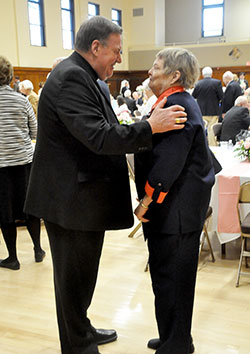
[222,70,242,116]
[220,95,250,144]
[192,66,223,145]
[24,16,187,354]
[124,89,137,116]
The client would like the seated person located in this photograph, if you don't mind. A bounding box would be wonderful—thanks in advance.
[124,89,137,116]
[115,95,133,124]
[132,90,143,106]
[19,80,39,116]
[115,95,130,116]
[220,95,250,144]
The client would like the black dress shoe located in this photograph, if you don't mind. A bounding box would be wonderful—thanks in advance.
[147,337,195,353]
[35,250,46,262]
[0,259,20,270]
[92,328,117,345]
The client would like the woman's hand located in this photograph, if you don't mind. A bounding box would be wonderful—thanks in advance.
[134,203,150,223]
[134,195,152,223]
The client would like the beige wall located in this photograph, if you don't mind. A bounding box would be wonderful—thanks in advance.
[128,0,250,70]
[0,0,19,64]
[1,0,250,71]
[0,0,131,69]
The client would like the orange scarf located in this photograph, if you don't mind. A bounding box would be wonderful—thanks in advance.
[151,86,185,111]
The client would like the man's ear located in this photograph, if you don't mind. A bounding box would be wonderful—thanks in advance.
[91,40,101,57]
[171,70,181,85]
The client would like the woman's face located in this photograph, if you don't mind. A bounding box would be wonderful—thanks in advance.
[148,57,175,97]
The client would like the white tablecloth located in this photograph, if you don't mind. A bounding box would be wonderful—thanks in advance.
[209,146,250,244]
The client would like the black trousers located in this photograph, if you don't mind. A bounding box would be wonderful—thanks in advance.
[145,229,201,354]
[44,221,105,354]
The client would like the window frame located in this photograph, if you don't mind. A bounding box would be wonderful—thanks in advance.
[201,0,224,38]
[88,2,100,18]
[111,8,122,27]
[61,0,75,50]
[28,0,46,47]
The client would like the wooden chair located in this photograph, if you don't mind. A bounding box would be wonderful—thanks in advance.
[127,154,149,271]
[126,154,142,238]
[199,206,215,262]
[235,181,250,287]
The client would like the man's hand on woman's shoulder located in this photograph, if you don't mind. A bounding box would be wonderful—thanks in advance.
[147,97,187,134]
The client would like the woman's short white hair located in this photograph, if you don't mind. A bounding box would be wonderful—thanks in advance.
[156,47,200,89]
[19,79,33,90]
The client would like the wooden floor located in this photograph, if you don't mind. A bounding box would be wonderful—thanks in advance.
[1,222,250,354]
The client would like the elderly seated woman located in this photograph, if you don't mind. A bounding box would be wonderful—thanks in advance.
[134,48,215,354]
[114,95,134,124]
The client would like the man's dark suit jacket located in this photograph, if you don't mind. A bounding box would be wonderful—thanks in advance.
[24,51,152,232]
[220,106,250,144]
[124,97,137,116]
[222,80,242,114]
[192,77,223,115]
[135,92,215,235]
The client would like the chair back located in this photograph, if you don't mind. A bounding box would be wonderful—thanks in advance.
[126,154,135,181]
[237,181,250,231]
[212,122,222,137]
[239,181,250,203]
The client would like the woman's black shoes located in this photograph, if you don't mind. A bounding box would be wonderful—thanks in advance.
[0,250,45,269]
[34,249,46,262]
[0,258,20,270]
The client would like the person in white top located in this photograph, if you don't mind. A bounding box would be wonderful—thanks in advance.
[140,78,157,116]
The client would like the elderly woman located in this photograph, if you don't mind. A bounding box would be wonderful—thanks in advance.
[0,56,45,270]
[134,48,215,354]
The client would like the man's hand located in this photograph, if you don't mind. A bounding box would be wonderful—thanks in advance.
[147,97,187,134]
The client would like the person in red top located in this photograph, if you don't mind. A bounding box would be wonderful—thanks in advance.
[134,48,215,354]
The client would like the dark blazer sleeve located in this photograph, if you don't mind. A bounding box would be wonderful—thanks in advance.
[145,118,195,202]
[56,67,152,155]
[222,82,242,113]
[222,85,234,113]
[216,80,224,101]
[192,84,199,99]
[241,111,250,129]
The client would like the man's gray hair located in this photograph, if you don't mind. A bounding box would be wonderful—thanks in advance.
[124,89,131,98]
[234,95,247,106]
[223,71,233,81]
[202,66,212,78]
[156,47,200,89]
[19,79,34,90]
[75,16,122,52]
